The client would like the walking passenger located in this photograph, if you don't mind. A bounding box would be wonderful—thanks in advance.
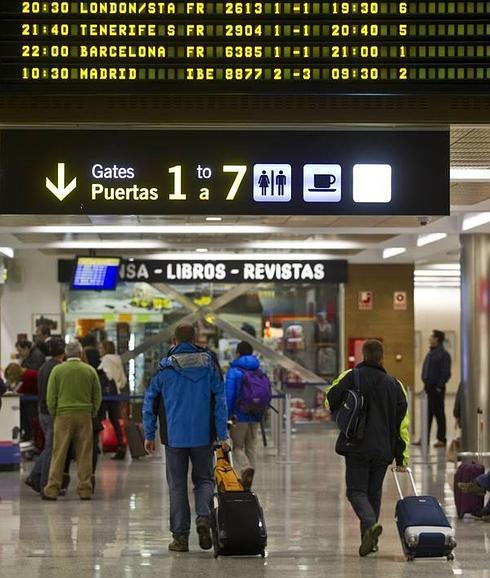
[98,340,127,460]
[43,341,102,500]
[225,341,263,490]
[16,339,45,370]
[326,339,409,557]
[143,323,229,553]
[25,339,65,494]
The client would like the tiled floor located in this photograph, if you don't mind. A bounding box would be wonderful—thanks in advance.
[0,428,489,578]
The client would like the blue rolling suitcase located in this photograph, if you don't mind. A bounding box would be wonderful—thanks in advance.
[392,467,456,561]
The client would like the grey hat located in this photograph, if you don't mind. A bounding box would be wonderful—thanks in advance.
[65,340,82,358]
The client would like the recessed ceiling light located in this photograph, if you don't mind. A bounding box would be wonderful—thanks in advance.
[195,248,208,253]
[383,247,406,259]
[417,233,447,247]
[450,168,490,181]
[462,212,490,231]
[0,247,14,258]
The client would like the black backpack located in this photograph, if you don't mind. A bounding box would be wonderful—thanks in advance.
[334,369,365,441]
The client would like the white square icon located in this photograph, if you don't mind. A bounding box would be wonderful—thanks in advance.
[253,164,291,202]
[303,164,341,202]
[353,164,392,203]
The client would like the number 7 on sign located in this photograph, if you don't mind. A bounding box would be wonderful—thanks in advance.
[223,165,247,201]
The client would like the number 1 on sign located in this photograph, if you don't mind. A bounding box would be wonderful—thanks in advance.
[223,165,247,201]
[168,165,186,200]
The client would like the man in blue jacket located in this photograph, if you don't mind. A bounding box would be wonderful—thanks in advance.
[225,341,261,491]
[143,324,229,553]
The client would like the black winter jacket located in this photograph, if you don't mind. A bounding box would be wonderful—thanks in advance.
[421,345,451,392]
[326,362,409,466]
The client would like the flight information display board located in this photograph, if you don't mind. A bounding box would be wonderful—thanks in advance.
[0,1,489,93]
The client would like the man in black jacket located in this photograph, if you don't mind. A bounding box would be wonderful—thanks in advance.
[419,330,451,447]
[326,339,409,557]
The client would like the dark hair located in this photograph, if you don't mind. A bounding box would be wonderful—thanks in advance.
[362,339,384,364]
[432,330,445,345]
[101,340,116,355]
[37,325,51,338]
[81,334,97,348]
[49,338,66,357]
[15,339,32,350]
[237,341,253,356]
[175,324,196,343]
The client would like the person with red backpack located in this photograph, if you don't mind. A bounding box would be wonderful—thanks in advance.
[225,341,272,491]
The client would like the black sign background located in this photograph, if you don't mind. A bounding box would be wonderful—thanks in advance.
[58,259,349,285]
[0,129,449,216]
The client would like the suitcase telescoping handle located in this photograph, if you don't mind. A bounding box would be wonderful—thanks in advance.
[391,466,418,500]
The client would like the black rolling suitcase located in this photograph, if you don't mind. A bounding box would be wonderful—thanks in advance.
[210,448,267,557]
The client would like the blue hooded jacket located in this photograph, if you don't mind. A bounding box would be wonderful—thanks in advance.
[225,355,261,423]
[143,342,228,447]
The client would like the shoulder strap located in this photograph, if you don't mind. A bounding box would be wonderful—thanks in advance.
[352,368,361,392]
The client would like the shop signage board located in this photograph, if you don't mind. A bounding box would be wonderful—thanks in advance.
[0,130,449,215]
[58,259,348,284]
[0,2,488,94]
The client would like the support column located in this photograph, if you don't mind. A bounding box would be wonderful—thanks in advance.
[460,234,490,454]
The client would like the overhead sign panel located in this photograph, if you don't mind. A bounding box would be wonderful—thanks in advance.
[0,1,488,93]
[0,129,449,215]
[58,259,349,284]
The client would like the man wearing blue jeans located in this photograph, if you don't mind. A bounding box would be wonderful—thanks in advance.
[143,324,229,552]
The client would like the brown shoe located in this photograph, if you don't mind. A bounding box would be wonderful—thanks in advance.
[433,441,447,448]
[168,535,189,552]
[457,481,486,496]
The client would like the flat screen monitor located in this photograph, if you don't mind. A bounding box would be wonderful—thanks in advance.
[71,256,121,291]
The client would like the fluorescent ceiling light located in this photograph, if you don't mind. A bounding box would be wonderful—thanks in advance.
[141,252,338,261]
[15,225,279,235]
[450,168,490,181]
[383,247,406,259]
[43,240,171,250]
[205,217,223,222]
[422,263,460,270]
[462,212,490,231]
[195,248,208,253]
[417,233,447,247]
[415,269,460,277]
[247,240,367,250]
[0,247,14,258]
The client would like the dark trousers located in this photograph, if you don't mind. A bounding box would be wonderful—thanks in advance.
[428,387,446,443]
[165,445,214,536]
[98,401,124,447]
[345,455,388,537]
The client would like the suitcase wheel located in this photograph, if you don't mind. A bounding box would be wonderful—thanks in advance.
[406,555,415,562]
[447,554,454,561]
[261,550,266,558]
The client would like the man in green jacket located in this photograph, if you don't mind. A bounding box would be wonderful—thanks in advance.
[43,340,102,500]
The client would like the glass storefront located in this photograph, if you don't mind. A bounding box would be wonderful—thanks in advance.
[63,279,340,414]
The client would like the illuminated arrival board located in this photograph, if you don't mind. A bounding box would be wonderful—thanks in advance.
[0,129,449,215]
[0,1,489,92]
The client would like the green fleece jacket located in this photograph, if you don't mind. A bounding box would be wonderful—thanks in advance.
[47,358,102,417]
